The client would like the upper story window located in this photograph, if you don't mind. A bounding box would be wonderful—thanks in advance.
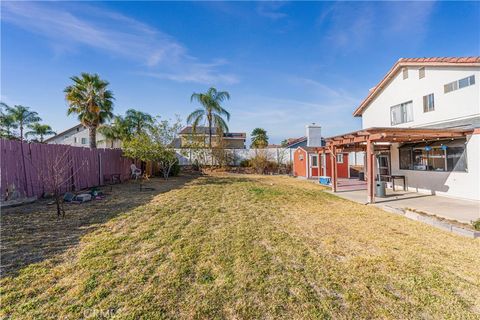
[419,67,425,79]
[81,137,88,144]
[74,137,77,143]
[444,75,475,93]
[402,68,408,80]
[423,93,435,112]
[390,101,413,126]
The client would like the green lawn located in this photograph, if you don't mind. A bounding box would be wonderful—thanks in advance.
[1,174,479,319]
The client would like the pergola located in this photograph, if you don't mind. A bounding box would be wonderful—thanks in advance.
[324,127,473,204]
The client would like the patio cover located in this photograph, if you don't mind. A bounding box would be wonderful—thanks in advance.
[324,127,474,203]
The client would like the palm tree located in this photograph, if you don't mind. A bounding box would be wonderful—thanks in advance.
[188,87,230,148]
[0,104,18,139]
[2,103,41,141]
[124,109,154,135]
[98,115,130,148]
[250,128,269,148]
[25,123,56,142]
[64,73,114,148]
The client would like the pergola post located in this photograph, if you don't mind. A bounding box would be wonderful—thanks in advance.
[366,139,375,204]
[330,147,337,192]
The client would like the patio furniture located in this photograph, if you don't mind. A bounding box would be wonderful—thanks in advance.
[130,164,142,180]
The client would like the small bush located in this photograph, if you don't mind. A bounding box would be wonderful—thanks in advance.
[239,159,251,167]
[472,219,480,231]
[159,162,180,177]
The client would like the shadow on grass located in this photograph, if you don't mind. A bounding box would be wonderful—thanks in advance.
[192,175,253,186]
[1,174,200,278]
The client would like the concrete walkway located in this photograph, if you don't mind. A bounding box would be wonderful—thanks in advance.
[327,188,480,224]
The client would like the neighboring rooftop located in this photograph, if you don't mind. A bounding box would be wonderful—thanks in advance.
[283,136,307,147]
[353,57,480,117]
[179,126,246,138]
[44,124,84,143]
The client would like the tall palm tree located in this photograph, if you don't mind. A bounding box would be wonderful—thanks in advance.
[124,109,154,135]
[2,103,41,141]
[98,115,130,148]
[250,128,269,148]
[25,123,56,142]
[188,87,230,148]
[0,104,18,139]
[64,73,114,148]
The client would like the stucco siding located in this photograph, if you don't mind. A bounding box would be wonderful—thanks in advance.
[362,66,480,128]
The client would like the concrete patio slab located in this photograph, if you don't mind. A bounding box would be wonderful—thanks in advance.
[326,188,480,225]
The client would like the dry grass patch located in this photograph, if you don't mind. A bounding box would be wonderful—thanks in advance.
[1,173,479,319]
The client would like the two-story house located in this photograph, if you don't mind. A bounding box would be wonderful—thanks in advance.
[177,126,246,149]
[325,57,479,202]
[45,124,122,148]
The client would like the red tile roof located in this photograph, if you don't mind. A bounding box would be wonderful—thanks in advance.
[353,57,480,117]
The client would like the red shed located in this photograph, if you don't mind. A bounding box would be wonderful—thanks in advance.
[293,147,349,179]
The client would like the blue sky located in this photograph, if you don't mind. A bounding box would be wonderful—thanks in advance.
[1,1,479,143]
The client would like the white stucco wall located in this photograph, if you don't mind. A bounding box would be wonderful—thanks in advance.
[360,65,480,201]
[362,66,480,128]
[389,134,479,201]
[46,126,121,148]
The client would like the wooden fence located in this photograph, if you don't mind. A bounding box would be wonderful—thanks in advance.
[0,139,135,199]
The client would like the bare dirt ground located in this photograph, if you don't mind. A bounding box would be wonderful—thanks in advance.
[1,174,199,277]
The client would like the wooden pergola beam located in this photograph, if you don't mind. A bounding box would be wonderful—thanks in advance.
[366,139,375,204]
[330,146,338,193]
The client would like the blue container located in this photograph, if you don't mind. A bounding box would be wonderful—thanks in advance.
[319,176,331,185]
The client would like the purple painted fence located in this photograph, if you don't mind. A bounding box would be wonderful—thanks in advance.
[1,139,135,198]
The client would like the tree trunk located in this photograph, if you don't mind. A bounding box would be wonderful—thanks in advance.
[208,118,212,149]
[40,134,44,143]
[89,126,97,148]
[20,123,24,141]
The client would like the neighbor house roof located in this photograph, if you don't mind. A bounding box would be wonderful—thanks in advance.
[283,136,307,147]
[179,126,246,138]
[353,57,480,117]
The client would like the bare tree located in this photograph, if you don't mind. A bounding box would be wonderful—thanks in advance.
[27,147,86,217]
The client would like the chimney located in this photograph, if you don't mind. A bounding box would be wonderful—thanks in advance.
[306,123,322,147]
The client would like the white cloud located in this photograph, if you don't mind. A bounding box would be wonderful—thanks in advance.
[256,2,288,20]
[317,2,436,52]
[1,2,236,84]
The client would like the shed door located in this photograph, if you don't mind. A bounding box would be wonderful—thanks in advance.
[309,154,319,177]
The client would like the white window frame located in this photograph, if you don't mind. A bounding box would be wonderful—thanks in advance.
[390,101,413,126]
[402,68,408,80]
[81,137,88,145]
[423,93,434,113]
[444,75,475,93]
[336,154,344,164]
